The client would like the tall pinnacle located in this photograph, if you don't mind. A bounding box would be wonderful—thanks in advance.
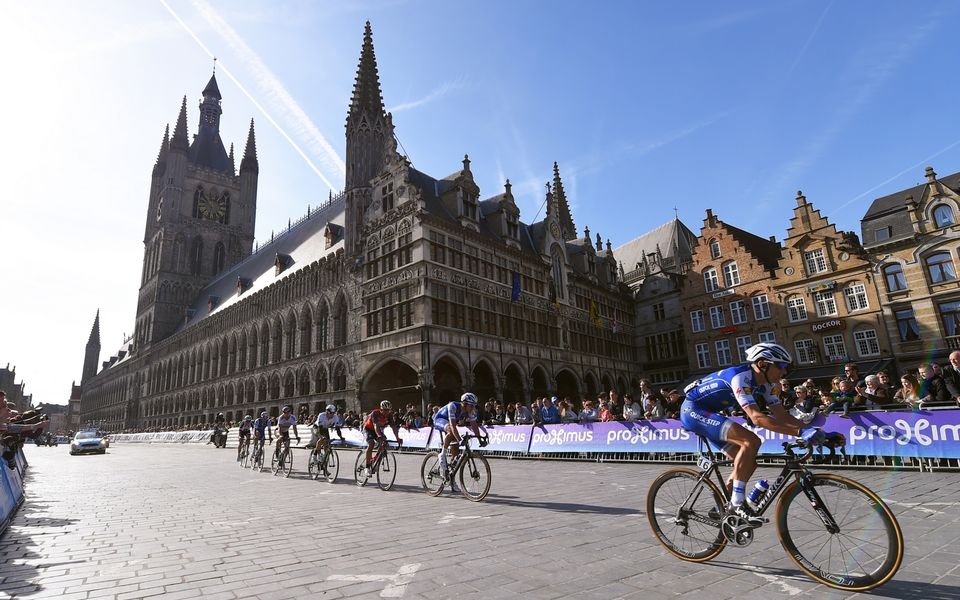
[228,142,235,174]
[155,124,169,164]
[348,21,386,119]
[202,72,222,101]
[553,162,577,241]
[87,310,101,348]
[240,118,259,174]
[170,96,189,151]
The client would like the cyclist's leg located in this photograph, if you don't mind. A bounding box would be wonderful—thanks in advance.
[680,401,755,492]
[724,422,761,489]
[364,429,376,467]
[443,424,459,461]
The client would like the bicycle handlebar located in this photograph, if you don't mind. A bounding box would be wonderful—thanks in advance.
[782,440,815,463]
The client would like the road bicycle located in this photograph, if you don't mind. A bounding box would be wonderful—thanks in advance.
[250,437,270,472]
[420,434,491,502]
[271,435,298,478]
[308,436,342,483]
[646,435,903,592]
[237,435,252,468]
[353,438,400,490]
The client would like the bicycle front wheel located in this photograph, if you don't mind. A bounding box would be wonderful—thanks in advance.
[252,448,264,472]
[376,451,397,491]
[280,449,294,478]
[777,473,903,591]
[459,453,491,502]
[420,451,446,496]
[354,451,368,487]
[647,468,727,562]
[323,448,339,483]
[308,451,321,480]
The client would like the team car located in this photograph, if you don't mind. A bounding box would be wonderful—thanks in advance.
[70,430,108,455]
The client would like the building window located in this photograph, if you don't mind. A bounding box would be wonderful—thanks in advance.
[752,294,771,320]
[696,343,711,369]
[381,182,395,212]
[709,305,725,329]
[722,261,740,287]
[843,283,869,312]
[709,239,721,259]
[813,290,838,317]
[939,300,960,337]
[652,303,666,321]
[787,296,807,322]
[895,308,920,342]
[703,267,719,292]
[804,248,828,274]
[883,263,906,292]
[933,204,955,228]
[462,193,478,220]
[729,300,747,325]
[926,252,957,284]
[823,334,847,362]
[874,226,893,242]
[794,339,817,364]
[853,329,880,357]
[690,310,705,333]
[758,331,776,343]
[715,340,732,366]
[735,335,752,363]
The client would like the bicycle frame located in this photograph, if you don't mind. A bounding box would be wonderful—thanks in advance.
[687,437,840,533]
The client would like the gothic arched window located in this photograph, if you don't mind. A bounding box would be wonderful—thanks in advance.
[190,237,204,276]
[193,186,204,219]
[551,248,566,300]
[213,242,226,275]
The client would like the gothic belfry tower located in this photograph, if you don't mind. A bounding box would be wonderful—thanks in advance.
[134,72,259,349]
[344,21,398,254]
[81,310,101,389]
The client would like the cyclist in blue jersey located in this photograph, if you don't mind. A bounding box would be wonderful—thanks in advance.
[681,343,839,525]
[433,392,487,472]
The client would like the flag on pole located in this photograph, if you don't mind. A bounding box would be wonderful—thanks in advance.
[511,271,521,302]
[589,300,602,329]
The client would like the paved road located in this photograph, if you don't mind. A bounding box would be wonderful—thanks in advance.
[0,443,958,600]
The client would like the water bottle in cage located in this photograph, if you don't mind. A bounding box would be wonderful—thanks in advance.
[746,479,769,509]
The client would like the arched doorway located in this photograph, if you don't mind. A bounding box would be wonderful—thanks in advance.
[584,372,599,400]
[363,359,419,413]
[472,360,496,404]
[502,364,525,406]
[433,356,463,406]
[600,373,613,394]
[531,366,549,399]
[556,369,580,403]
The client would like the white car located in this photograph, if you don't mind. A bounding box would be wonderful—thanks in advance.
[70,430,108,455]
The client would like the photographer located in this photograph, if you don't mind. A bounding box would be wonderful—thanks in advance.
[0,393,48,468]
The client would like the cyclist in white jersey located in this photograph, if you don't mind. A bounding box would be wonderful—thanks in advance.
[312,404,344,451]
[433,392,487,472]
[274,406,300,454]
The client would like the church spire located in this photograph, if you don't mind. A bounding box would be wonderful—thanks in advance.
[198,72,223,132]
[240,118,259,174]
[153,124,170,174]
[552,162,577,241]
[170,96,189,151]
[348,21,386,120]
[87,309,100,347]
[81,310,101,387]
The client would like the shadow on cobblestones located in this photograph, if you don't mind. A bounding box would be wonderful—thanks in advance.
[862,580,960,599]
[0,499,74,597]
[485,495,640,515]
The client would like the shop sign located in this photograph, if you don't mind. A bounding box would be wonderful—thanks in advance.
[806,280,836,294]
[811,318,844,333]
[712,288,735,299]
[720,326,737,334]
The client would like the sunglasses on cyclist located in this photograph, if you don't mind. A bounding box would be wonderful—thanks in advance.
[774,362,790,371]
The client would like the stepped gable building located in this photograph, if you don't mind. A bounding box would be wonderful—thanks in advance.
[615,219,697,389]
[772,192,893,383]
[861,165,960,368]
[681,209,781,377]
[0,365,31,412]
[80,23,636,431]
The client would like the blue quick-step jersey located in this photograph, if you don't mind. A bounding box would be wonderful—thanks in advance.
[683,364,780,412]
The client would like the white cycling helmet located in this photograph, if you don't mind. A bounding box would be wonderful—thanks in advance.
[260,411,269,418]
[243,415,252,421]
[745,343,793,365]
[460,392,478,406]
[380,400,392,410]
[325,404,337,413]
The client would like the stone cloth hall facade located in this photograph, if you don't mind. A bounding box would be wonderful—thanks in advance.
[80,23,636,430]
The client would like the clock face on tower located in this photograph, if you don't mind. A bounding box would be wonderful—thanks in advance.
[198,190,226,221]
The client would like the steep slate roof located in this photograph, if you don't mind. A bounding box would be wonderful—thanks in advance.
[179,194,347,331]
[863,170,960,219]
[613,218,697,272]
[725,223,782,271]
[188,126,231,173]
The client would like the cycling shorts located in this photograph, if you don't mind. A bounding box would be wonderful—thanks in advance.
[679,399,736,454]
[364,427,385,443]
[239,430,251,438]
[433,416,450,432]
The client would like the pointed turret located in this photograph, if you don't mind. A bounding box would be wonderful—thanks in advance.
[228,143,235,174]
[170,96,189,151]
[348,21,386,120]
[81,310,101,387]
[241,118,259,174]
[152,124,170,175]
[202,72,222,101]
[552,162,577,241]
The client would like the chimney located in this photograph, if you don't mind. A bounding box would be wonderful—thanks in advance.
[796,190,806,206]
[925,166,937,182]
[769,235,777,243]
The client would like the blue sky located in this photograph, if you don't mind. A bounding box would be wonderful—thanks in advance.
[3,0,960,405]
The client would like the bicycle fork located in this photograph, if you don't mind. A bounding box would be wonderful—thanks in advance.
[798,471,840,534]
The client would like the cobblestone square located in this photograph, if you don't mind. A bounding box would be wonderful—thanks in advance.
[0,444,958,599]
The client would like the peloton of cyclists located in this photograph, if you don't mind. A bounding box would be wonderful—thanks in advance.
[275,406,300,456]
[433,392,487,476]
[680,342,842,525]
[361,400,401,478]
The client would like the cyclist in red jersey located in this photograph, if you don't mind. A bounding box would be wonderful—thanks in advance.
[362,400,401,477]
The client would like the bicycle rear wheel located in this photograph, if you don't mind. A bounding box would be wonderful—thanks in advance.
[353,451,369,487]
[239,446,249,468]
[376,451,397,491]
[777,473,903,591]
[420,451,446,496]
[323,448,339,483]
[647,468,727,562]
[252,447,264,472]
[458,453,491,502]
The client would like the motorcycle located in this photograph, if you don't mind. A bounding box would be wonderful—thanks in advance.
[212,425,228,448]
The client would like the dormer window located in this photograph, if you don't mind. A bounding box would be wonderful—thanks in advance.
[381,182,395,212]
[236,277,251,295]
[933,204,954,228]
[506,215,519,239]
[462,192,478,220]
[207,296,220,313]
[274,253,291,276]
